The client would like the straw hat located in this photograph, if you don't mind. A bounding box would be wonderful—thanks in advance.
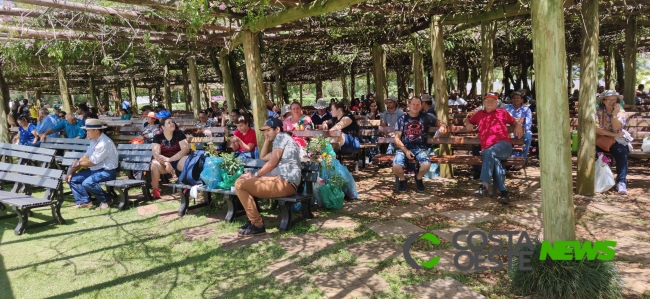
[81,119,107,129]
[313,98,329,109]
[281,104,291,117]
[597,90,623,102]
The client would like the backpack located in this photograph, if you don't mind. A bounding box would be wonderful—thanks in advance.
[178,150,206,186]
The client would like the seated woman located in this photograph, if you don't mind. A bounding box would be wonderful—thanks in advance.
[322,102,360,154]
[349,98,361,112]
[150,118,190,199]
[17,116,39,146]
[283,102,313,131]
[230,115,257,159]
[465,93,523,204]
[596,90,628,195]
[138,112,160,143]
[120,109,131,120]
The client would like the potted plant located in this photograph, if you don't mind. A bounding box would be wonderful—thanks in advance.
[217,152,243,191]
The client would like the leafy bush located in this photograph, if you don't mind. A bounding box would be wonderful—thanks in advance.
[510,241,623,299]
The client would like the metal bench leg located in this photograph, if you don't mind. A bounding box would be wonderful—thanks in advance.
[0,202,5,211]
[116,188,129,211]
[51,190,66,225]
[224,195,240,222]
[278,200,292,232]
[142,185,152,202]
[14,207,29,236]
[301,197,314,219]
[177,188,189,216]
[394,176,399,193]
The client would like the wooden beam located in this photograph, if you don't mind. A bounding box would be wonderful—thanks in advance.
[242,30,267,149]
[577,0,598,196]
[431,16,452,178]
[188,57,201,120]
[624,16,637,105]
[532,0,575,242]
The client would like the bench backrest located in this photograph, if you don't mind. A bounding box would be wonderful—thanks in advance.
[377,125,522,145]
[61,151,86,168]
[0,143,56,166]
[41,138,91,152]
[0,161,62,195]
[116,144,152,172]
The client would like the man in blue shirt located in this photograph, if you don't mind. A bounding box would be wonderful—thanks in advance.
[122,98,131,110]
[41,113,86,140]
[35,108,60,138]
[503,91,533,159]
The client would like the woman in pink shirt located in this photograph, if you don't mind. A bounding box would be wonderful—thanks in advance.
[465,93,523,204]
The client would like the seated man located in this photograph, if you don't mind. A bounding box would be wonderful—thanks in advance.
[503,91,533,160]
[465,93,523,204]
[234,118,301,237]
[196,110,214,128]
[66,119,119,209]
[35,108,60,139]
[393,97,446,193]
[40,113,86,140]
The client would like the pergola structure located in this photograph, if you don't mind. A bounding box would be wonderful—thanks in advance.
[0,0,649,243]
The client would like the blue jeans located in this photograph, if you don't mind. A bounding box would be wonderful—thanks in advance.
[234,151,254,159]
[480,141,513,192]
[596,143,628,184]
[386,143,396,155]
[340,134,360,154]
[393,147,430,167]
[69,169,117,204]
[512,131,533,159]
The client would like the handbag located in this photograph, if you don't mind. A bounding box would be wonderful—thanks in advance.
[596,135,616,152]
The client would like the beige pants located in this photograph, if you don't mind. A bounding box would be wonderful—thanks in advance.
[234,176,296,227]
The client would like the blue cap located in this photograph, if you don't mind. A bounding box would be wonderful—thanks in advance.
[260,118,283,131]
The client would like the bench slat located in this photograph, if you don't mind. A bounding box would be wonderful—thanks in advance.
[40,143,89,151]
[0,191,51,208]
[43,138,91,145]
[118,162,151,171]
[0,143,56,155]
[0,162,63,179]
[0,172,60,189]
[117,144,153,150]
[0,148,56,163]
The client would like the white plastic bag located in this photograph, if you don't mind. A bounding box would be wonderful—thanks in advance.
[313,177,325,208]
[642,137,650,153]
[594,155,615,193]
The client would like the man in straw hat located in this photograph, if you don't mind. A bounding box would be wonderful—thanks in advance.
[311,98,331,126]
[66,119,119,209]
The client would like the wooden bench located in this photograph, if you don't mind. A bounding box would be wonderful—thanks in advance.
[0,145,64,235]
[99,144,153,210]
[167,159,318,232]
[40,138,91,168]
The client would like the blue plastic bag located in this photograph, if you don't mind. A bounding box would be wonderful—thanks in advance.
[200,157,222,189]
[320,158,358,199]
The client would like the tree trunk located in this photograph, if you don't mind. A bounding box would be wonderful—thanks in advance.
[182,67,191,112]
[427,70,433,94]
[89,75,97,108]
[0,67,11,143]
[615,50,624,89]
[350,62,356,100]
[413,46,425,96]
[603,55,611,90]
[366,71,371,96]
[567,58,573,96]
[103,90,109,111]
[577,0,598,196]
[299,83,303,105]
[316,75,323,99]
[503,64,511,96]
[148,88,152,105]
[275,64,285,104]
[458,62,469,97]
[532,0,576,242]
[242,30,267,149]
[341,69,349,104]
[431,17,452,178]
[218,54,235,113]
[57,66,72,113]
[624,17,637,105]
[229,53,249,108]
[188,57,201,120]
[35,89,42,107]
[481,21,497,94]
[521,58,530,90]
[203,84,211,109]
[163,65,172,111]
[372,44,388,112]
[130,78,138,112]
[608,47,617,90]
[470,67,479,97]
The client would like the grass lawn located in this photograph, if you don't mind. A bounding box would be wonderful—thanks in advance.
[0,182,504,299]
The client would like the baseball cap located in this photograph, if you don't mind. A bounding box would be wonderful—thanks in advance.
[260,118,283,131]
[386,95,398,103]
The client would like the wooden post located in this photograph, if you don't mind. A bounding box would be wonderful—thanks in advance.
[35,88,42,107]
[371,44,387,112]
[532,0,576,242]
[148,88,153,105]
[182,67,191,112]
[431,17,452,178]
[577,0,598,196]
[113,84,121,112]
[350,63,356,100]
[89,75,97,108]
[316,75,323,99]
[567,58,573,96]
[163,65,172,110]
[366,71,371,95]
[57,66,72,113]
[188,57,201,120]
[299,83,303,105]
[341,69,349,104]
[0,67,11,143]
[624,17,637,105]
[242,30,267,149]
[480,21,497,94]
[130,78,138,112]
[275,64,284,104]
[470,67,479,97]
[203,84,211,109]
[103,90,109,111]
[218,54,235,113]
[607,47,616,90]
[615,50,624,88]
[412,45,425,97]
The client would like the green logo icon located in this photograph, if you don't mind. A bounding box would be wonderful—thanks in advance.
[403,232,441,269]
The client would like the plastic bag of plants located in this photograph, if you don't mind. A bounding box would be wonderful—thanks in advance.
[319,184,344,210]
[217,167,243,190]
[200,157,222,190]
[320,159,358,199]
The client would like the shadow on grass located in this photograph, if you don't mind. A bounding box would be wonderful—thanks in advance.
[0,230,16,299]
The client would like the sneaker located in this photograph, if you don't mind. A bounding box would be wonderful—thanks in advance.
[475,185,487,198]
[152,188,161,199]
[498,191,510,204]
[98,200,113,209]
[238,223,266,237]
[239,221,252,230]
[397,180,407,192]
[70,203,93,209]
[415,179,425,193]
[617,182,627,195]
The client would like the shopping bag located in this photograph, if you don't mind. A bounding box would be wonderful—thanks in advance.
[319,184,344,210]
[217,167,243,190]
[594,154,615,193]
[200,157,222,190]
[642,137,650,153]
[312,177,326,208]
[320,158,358,199]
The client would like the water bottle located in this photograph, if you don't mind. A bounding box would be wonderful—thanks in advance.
[571,131,578,152]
